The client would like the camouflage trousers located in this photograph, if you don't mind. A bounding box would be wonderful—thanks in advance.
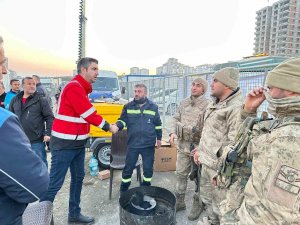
[219,179,245,225]
[199,164,226,225]
[175,150,193,194]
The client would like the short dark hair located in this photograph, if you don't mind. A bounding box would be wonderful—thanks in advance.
[134,83,147,93]
[32,74,40,82]
[10,79,19,85]
[77,57,98,74]
[22,77,33,85]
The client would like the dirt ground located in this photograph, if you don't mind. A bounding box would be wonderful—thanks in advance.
[48,150,205,225]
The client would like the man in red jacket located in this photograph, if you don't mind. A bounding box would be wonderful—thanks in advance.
[41,57,118,224]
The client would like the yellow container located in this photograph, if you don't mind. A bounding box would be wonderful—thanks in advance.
[89,102,124,137]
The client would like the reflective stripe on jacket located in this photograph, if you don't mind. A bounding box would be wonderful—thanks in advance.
[116,98,162,148]
[51,75,108,140]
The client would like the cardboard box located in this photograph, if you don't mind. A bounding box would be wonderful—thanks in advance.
[154,141,177,172]
[98,170,110,180]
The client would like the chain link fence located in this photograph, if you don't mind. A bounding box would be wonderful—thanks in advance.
[120,64,279,132]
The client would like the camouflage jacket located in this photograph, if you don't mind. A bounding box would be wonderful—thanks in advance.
[198,89,243,170]
[217,113,272,188]
[171,95,209,152]
[237,106,300,224]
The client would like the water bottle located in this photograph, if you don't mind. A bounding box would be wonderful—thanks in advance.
[89,154,99,176]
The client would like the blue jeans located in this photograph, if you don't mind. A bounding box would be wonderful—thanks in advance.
[41,148,85,217]
[31,141,48,168]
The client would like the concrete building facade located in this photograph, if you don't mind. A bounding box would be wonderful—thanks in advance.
[129,67,149,75]
[254,0,300,57]
[156,58,195,75]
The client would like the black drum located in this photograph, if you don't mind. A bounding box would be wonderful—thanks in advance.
[119,186,176,225]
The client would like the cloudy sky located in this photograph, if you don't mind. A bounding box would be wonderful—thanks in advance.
[0,0,277,76]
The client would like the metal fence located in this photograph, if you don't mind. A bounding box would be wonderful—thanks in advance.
[120,64,279,132]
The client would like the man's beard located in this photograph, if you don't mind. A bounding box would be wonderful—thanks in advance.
[134,97,147,104]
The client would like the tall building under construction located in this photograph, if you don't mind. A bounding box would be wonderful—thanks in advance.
[254,0,300,56]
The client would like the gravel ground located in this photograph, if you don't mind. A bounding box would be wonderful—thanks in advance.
[48,150,206,225]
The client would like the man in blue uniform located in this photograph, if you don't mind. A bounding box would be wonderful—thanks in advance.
[116,84,162,193]
[0,35,49,225]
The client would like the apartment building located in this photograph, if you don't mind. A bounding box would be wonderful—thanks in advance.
[156,58,195,75]
[129,67,149,75]
[254,0,300,56]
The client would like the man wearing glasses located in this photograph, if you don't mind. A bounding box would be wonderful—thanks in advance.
[0,36,49,225]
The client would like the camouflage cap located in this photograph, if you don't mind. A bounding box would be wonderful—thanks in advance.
[192,77,208,93]
[213,67,239,90]
[266,58,300,93]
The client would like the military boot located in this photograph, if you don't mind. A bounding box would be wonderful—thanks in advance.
[175,193,186,211]
[188,194,204,221]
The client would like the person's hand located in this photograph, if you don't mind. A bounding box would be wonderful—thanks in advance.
[226,149,238,163]
[169,133,178,145]
[156,140,161,149]
[43,135,51,142]
[244,87,266,113]
[194,151,200,165]
[212,175,218,187]
[110,124,119,134]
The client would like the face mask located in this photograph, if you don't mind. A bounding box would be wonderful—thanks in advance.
[264,91,300,116]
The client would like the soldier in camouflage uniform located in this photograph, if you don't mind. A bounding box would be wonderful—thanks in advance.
[194,67,243,225]
[228,58,300,225]
[170,77,209,221]
[216,115,272,225]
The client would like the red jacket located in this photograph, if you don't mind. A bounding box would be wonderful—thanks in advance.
[51,75,109,140]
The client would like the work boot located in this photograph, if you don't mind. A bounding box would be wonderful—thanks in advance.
[140,180,151,186]
[175,193,186,212]
[68,213,95,224]
[120,181,131,193]
[188,194,204,221]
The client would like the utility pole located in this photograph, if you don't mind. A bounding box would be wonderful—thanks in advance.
[78,0,87,63]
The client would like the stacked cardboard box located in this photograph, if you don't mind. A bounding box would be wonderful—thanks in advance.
[154,140,177,172]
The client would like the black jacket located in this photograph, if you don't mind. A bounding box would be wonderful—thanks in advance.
[116,98,162,148]
[9,91,54,143]
[0,92,6,108]
[36,83,53,108]
[0,108,49,225]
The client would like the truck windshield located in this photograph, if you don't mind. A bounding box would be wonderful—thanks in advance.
[92,77,119,92]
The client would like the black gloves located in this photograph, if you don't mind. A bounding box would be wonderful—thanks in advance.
[226,149,238,163]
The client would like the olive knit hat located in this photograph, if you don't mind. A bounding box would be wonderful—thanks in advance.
[193,77,208,93]
[266,58,300,93]
[213,67,239,90]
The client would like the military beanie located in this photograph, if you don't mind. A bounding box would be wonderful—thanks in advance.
[266,58,300,93]
[193,77,208,93]
[213,67,239,90]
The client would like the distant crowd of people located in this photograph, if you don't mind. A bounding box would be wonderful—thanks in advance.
[1,32,300,225]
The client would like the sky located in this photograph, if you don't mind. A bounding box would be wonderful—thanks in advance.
[0,0,278,76]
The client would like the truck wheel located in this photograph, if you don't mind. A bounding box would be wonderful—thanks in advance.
[93,143,111,169]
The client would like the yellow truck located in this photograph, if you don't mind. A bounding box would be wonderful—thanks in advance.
[86,70,126,168]
[87,102,123,168]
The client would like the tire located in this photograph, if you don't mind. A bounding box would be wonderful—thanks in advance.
[167,103,178,115]
[93,143,111,169]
